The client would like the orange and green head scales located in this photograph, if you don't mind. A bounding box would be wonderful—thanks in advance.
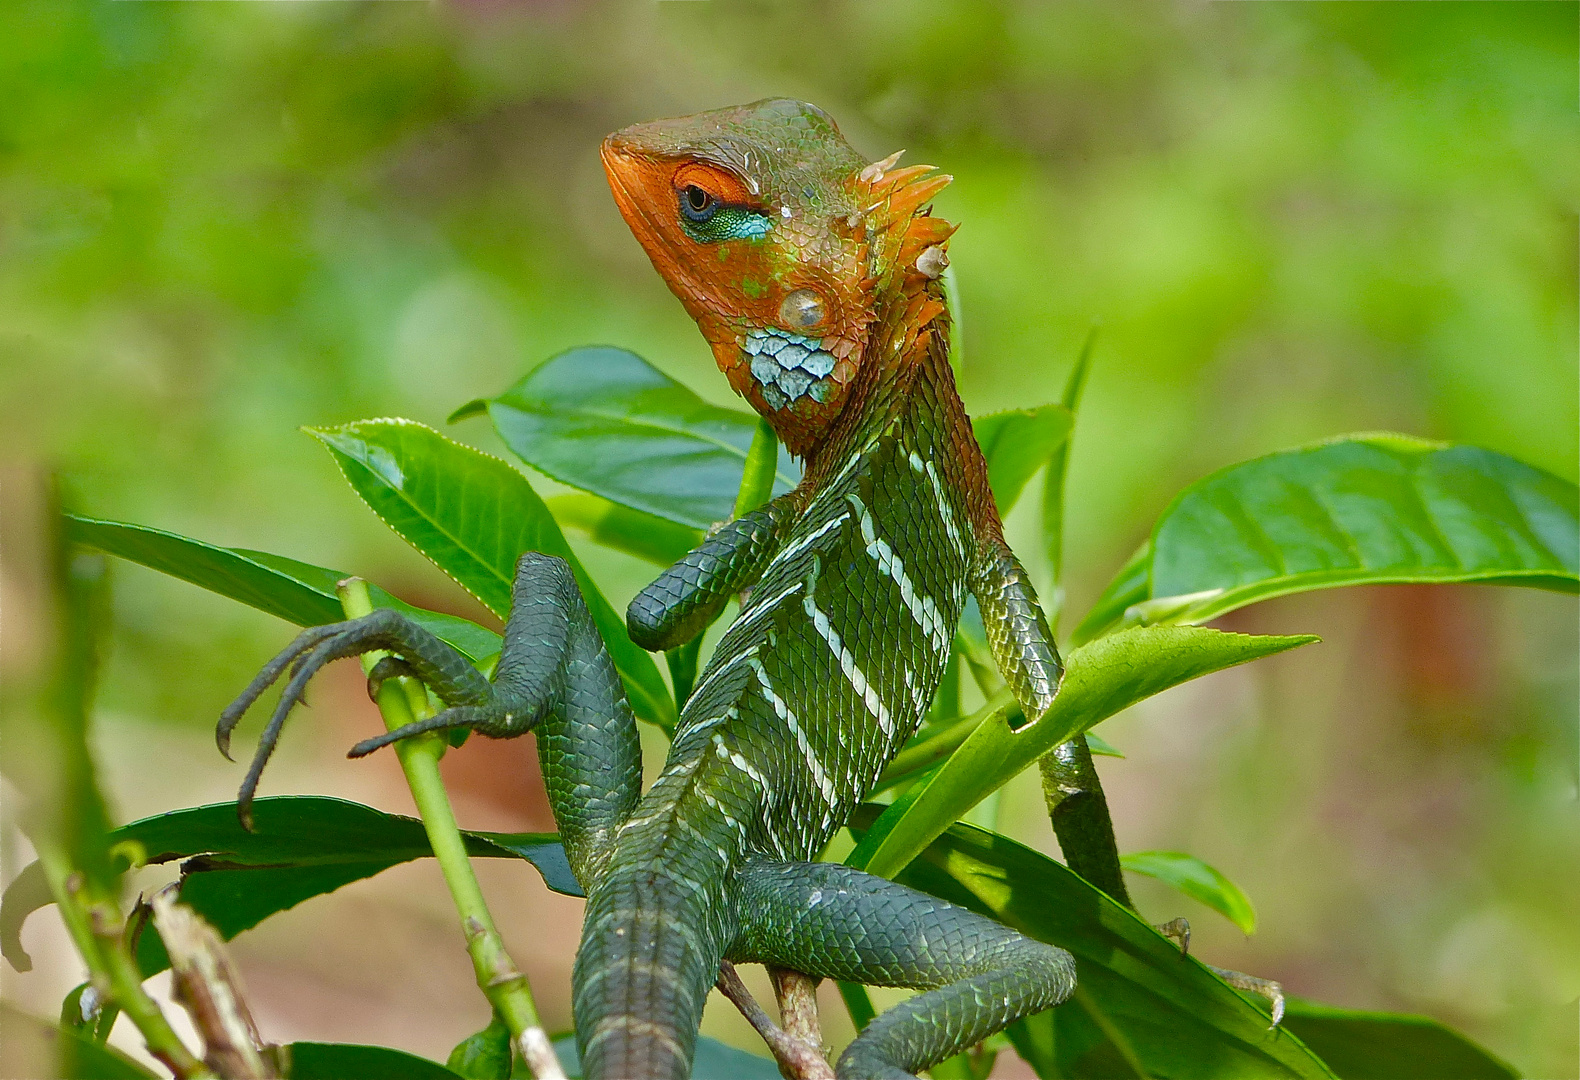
[602,98,956,457]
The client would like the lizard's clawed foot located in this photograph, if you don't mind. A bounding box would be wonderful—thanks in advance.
[1153,916,1191,955]
[1206,964,1285,1028]
[217,610,490,829]
[1153,917,1283,1028]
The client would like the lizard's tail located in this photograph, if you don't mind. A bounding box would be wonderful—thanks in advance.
[572,809,733,1080]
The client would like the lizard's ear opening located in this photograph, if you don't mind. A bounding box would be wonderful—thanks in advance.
[778,288,827,331]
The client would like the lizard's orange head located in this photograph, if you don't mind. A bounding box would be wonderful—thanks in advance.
[603,99,952,456]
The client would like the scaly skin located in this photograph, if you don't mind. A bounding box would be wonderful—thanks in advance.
[223,100,1081,1080]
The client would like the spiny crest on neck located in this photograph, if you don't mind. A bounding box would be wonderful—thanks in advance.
[601,99,956,457]
[848,151,958,377]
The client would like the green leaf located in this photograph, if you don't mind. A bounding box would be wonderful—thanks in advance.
[1121,851,1258,934]
[468,832,583,896]
[311,419,674,728]
[66,514,337,626]
[875,688,1015,796]
[0,1003,158,1079]
[547,494,701,568]
[449,397,489,423]
[853,809,1335,1079]
[2,797,581,980]
[733,416,780,519]
[287,1042,464,1079]
[1043,328,1098,607]
[548,1034,780,1080]
[971,404,1073,517]
[1085,730,1124,758]
[447,1014,512,1080]
[64,515,501,663]
[1072,541,1151,647]
[850,627,1316,880]
[1279,999,1518,1080]
[480,346,799,531]
[1075,435,1579,643]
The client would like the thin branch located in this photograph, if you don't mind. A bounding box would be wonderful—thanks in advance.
[150,885,275,1078]
[339,579,565,1080]
[768,966,826,1062]
[716,962,833,1080]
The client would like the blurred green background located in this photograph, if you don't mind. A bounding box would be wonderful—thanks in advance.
[2,2,1575,1076]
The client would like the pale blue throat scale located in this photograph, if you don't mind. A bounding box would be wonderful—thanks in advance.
[745,327,839,409]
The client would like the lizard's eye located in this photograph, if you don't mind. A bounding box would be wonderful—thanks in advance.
[674,176,771,244]
[681,185,717,223]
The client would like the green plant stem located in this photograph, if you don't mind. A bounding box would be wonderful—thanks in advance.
[665,633,703,713]
[1042,325,1096,637]
[734,416,779,519]
[36,848,212,1079]
[338,579,564,1080]
[837,980,877,1032]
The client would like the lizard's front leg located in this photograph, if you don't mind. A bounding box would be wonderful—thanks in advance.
[971,541,1132,893]
[973,543,1285,1023]
[218,552,641,886]
[626,496,795,652]
[730,860,1075,1080]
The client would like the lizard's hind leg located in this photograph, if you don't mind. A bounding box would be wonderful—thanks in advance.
[218,607,498,824]
[730,860,1075,1080]
[218,552,640,859]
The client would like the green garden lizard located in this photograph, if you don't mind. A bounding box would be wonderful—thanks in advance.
[221,99,1126,1080]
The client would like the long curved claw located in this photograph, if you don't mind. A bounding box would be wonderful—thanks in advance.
[217,624,345,760]
[235,632,352,828]
[234,621,414,829]
[223,608,501,828]
[346,705,487,758]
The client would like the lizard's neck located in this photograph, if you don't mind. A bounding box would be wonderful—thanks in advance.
[800,283,943,467]
[798,280,1002,551]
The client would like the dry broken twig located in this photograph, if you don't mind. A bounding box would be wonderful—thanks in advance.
[149,885,277,1079]
[716,961,834,1080]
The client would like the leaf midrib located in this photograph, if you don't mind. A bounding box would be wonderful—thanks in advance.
[1178,563,1578,624]
[69,517,336,618]
[330,430,530,613]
